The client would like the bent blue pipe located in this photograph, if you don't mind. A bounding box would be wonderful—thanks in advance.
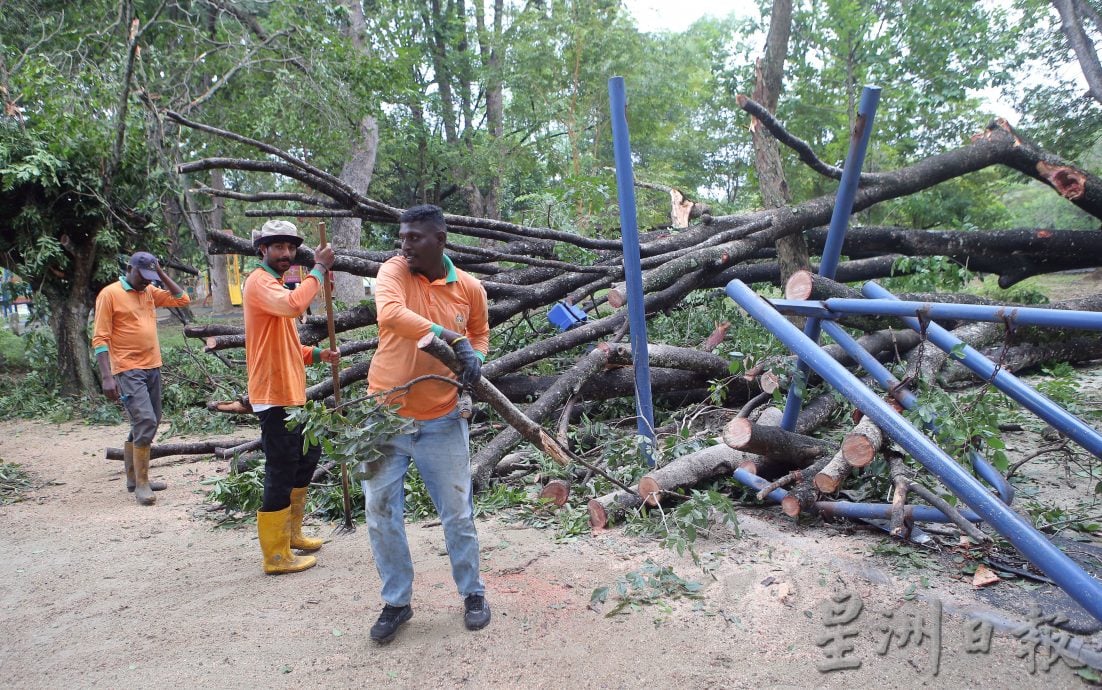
[819,320,1014,504]
[782,86,882,431]
[862,281,1102,459]
[608,77,656,464]
[733,468,982,523]
[726,279,1102,623]
[771,298,1102,331]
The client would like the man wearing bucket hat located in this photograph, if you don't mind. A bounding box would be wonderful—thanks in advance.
[92,251,191,505]
[362,204,491,643]
[244,220,338,574]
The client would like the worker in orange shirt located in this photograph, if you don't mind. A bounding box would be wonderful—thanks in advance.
[363,204,491,643]
[244,220,337,575]
[92,252,191,506]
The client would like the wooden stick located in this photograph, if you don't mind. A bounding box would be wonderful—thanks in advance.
[906,480,990,543]
[418,334,635,495]
[888,454,912,539]
[319,221,354,530]
[104,438,257,460]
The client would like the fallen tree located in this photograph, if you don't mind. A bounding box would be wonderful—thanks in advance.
[151,104,1102,558]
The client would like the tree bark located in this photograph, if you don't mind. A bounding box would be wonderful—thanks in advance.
[48,229,99,396]
[187,303,377,352]
[749,0,808,295]
[804,226,1102,287]
[206,169,234,314]
[814,415,883,494]
[329,115,380,304]
[1052,0,1102,105]
[491,367,727,405]
[105,438,256,460]
[940,335,1102,385]
[637,443,752,507]
[722,417,833,465]
[587,491,644,530]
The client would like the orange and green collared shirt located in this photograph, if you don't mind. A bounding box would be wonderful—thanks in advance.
[92,277,191,375]
[369,255,489,420]
[243,262,328,407]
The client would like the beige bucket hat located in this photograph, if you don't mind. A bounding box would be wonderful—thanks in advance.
[251,220,304,248]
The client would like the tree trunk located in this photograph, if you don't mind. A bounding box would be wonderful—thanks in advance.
[331,115,379,304]
[190,170,234,314]
[474,0,504,221]
[51,289,97,397]
[804,226,1102,287]
[750,0,808,295]
[1052,0,1102,105]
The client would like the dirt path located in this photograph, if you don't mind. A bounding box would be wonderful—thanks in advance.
[0,420,1093,688]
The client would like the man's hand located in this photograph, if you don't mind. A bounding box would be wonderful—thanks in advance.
[102,377,120,402]
[320,349,340,364]
[148,257,186,295]
[314,245,336,271]
[450,337,482,387]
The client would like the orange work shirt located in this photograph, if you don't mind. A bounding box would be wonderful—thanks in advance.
[369,255,489,420]
[243,263,326,407]
[92,277,191,375]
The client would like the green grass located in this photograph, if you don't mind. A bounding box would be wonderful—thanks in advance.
[970,271,1097,305]
[157,328,189,350]
[0,327,28,368]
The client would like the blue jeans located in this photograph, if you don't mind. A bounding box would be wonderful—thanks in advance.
[362,407,484,607]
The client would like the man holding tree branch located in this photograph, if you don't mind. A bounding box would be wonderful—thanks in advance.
[244,220,337,575]
[363,204,491,643]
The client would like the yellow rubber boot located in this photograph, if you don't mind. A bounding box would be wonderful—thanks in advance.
[124,441,166,493]
[257,507,317,575]
[288,487,324,552]
[132,445,157,506]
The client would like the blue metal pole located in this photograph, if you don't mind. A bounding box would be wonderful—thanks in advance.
[862,281,1102,459]
[732,468,981,523]
[781,86,882,431]
[608,76,656,464]
[726,278,1102,623]
[819,319,1014,504]
[771,298,1102,331]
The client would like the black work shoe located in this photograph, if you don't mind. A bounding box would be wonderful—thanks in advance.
[463,594,491,631]
[370,604,413,643]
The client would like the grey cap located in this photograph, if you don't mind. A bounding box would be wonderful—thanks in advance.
[252,220,304,249]
[128,252,160,281]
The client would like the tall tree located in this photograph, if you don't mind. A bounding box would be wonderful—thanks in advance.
[329,0,380,303]
[749,0,809,289]
[2,1,400,392]
[1,1,166,395]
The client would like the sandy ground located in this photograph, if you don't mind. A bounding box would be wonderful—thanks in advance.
[0,419,1095,688]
